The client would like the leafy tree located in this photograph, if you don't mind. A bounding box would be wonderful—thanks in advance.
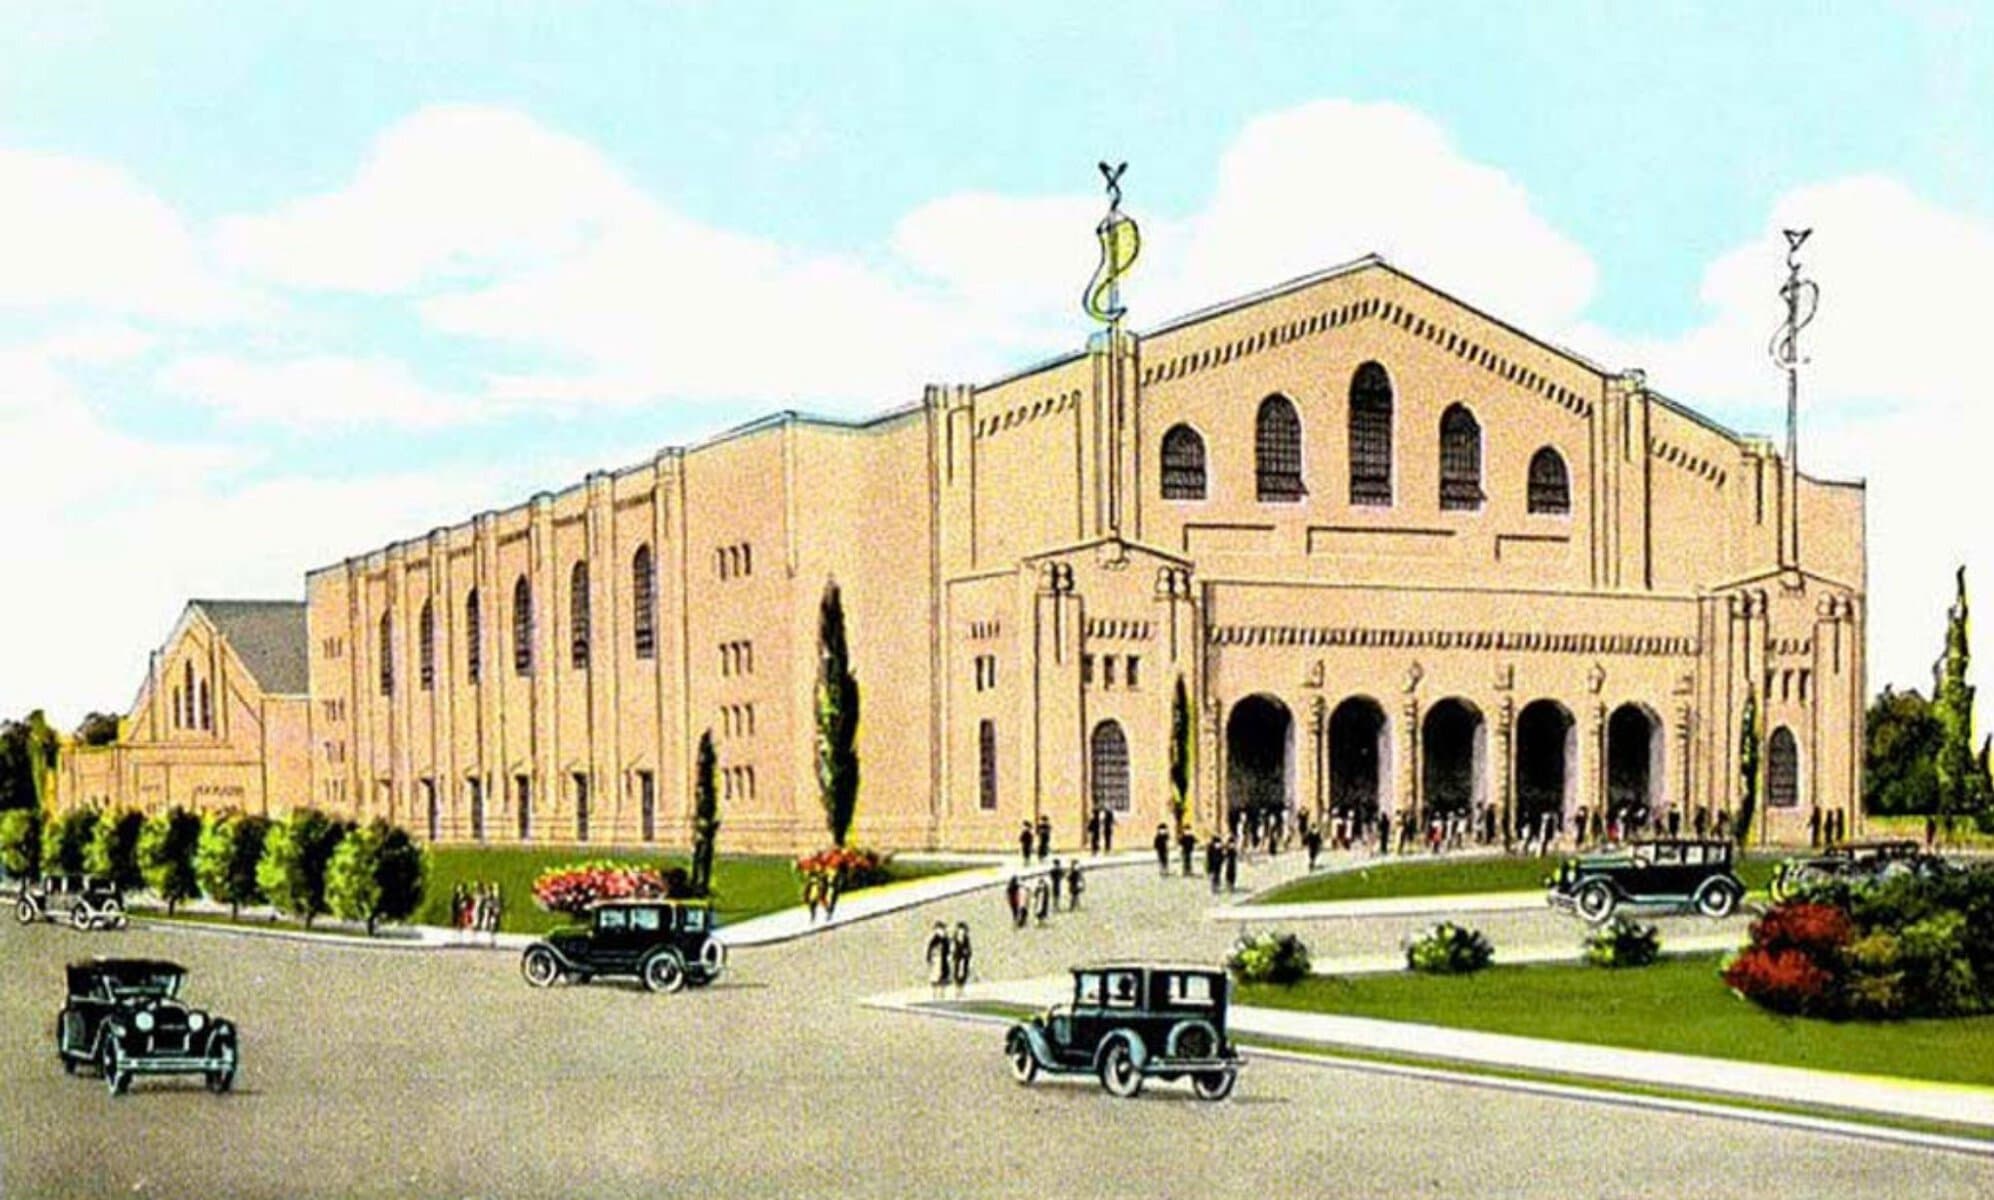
[137,807,203,913]
[74,712,120,746]
[326,819,426,935]
[1736,688,1760,847]
[691,729,720,895]
[257,808,350,927]
[195,810,270,918]
[1169,675,1193,832]
[814,579,860,847]
[84,807,145,889]
[1934,567,1980,838]
[0,712,61,811]
[40,806,98,876]
[0,807,42,879]
[1864,687,1942,816]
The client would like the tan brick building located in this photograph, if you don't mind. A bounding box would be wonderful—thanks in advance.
[61,256,1867,851]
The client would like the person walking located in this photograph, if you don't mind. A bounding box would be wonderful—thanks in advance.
[1179,826,1197,877]
[925,922,953,1000]
[1153,823,1171,876]
[823,874,841,922]
[802,874,823,924]
[1067,861,1085,910]
[1205,834,1223,894]
[1018,820,1035,865]
[1304,822,1323,872]
[1049,858,1068,908]
[1087,809,1102,856]
[486,882,504,946]
[450,883,468,945]
[1808,806,1822,848]
[1101,807,1116,853]
[1034,814,1051,863]
[1223,838,1239,893]
[1005,874,1025,929]
[951,923,973,998]
[1031,874,1052,926]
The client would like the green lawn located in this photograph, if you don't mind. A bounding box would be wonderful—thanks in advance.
[416,845,957,935]
[1865,814,1994,850]
[1235,953,1994,1088]
[1251,853,1781,906]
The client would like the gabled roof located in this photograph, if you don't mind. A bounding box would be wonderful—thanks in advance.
[189,600,308,695]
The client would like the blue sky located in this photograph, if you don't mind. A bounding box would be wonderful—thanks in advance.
[2,2,1990,725]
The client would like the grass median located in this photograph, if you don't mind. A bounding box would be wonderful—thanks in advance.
[1250,853,1782,907]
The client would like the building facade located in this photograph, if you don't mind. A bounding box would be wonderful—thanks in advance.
[62,256,1867,851]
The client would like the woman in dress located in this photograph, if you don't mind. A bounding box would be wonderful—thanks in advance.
[925,921,953,999]
[950,922,972,998]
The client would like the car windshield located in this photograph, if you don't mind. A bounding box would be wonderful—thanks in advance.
[1163,973,1218,1007]
[101,972,181,1001]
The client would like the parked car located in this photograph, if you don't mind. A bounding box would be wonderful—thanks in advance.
[56,958,239,1096]
[1547,839,1745,923]
[16,875,128,931]
[519,899,726,993]
[1004,962,1242,1100]
[1770,840,1952,901]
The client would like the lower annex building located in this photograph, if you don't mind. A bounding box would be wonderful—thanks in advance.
[59,255,1868,851]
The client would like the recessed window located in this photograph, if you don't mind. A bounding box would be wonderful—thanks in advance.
[1349,362,1394,507]
[1256,395,1305,502]
[570,560,591,671]
[1439,404,1484,511]
[419,600,435,691]
[632,544,656,660]
[1160,424,1207,500]
[379,612,394,696]
[512,576,534,676]
[465,589,482,684]
[1527,446,1570,515]
[979,720,998,811]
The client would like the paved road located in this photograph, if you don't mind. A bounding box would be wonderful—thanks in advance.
[3,853,1990,1198]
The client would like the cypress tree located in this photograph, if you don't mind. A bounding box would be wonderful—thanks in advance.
[815,579,860,847]
[692,729,719,894]
[1736,687,1760,847]
[1169,675,1193,832]
[1934,566,1978,840]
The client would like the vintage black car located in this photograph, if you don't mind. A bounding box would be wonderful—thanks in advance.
[1004,963,1242,1100]
[1770,840,1951,901]
[56,959,239,1096]
[16,875,128,931]
[1547,839,1744,922]
[519,899,726,993]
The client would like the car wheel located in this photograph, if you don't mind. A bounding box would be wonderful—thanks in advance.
[1097,1038,1143,1099]
[1695,879,1740,919]
[642,951,686,994]
[1168,1021,1217,1061]
[520,946,561,989]
[14,898,34,925]
[698,937,727,979]
[100,1039,130,1097]
[1005,1029,1039,1085]
[1576,880,1616,923]
[70,904,94,932]
[1191,1070,1237,1101]
[206,1032,238,1094]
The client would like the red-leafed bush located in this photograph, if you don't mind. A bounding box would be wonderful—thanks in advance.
[1749,902,1853,958]
[1722,946,1837,1015]
[531,860,692,916]
[794,846,889,891]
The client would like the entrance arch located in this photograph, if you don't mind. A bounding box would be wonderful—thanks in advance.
[1328,697,1389,820]
[1421,698,1486,819]
[1607,704,1665,826]
[1090,721,1130,815]
[1515,700,1575,836]
[1227,695,1293,823]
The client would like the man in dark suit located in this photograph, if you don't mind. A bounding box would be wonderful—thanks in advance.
[1018,820,1034,864]
[1101,807,1116,853]
[1223,838,1239,893]
[1179,826,1197,876]
[1153,823,1171,875]
[1087,809,1102,856]
[1035,814,1051,862]
[1205,835,1223,894]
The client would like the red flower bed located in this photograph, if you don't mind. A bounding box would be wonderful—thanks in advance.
[532,860,690,916]
[1749,902,1853,957]
[793,846,889,890]
[1723,946,1837,1015]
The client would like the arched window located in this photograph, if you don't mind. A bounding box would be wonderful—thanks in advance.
[1255,394,1304,502]
[183,662,194,728]
[198,680,211,731]
[1090,720,1131,813]
[632,544,656,660]
[1348,362,1394,506]
[1767,727,1800,808]
[378,611,394,696]
[1160,424,1207,500]
[171,686,182,729]
[418,600,435,691]
[979,719,998,811]
[465,589,482,685]
[1439,404,1483,511]
[569,560,590,671]
[1528,447,1570,515]
[512,576,534,676]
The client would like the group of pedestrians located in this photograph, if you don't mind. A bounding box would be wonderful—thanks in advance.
[1003,859,1083,928]
[450,881,503,945]
[924,921,973,999]
[801,873,844,924]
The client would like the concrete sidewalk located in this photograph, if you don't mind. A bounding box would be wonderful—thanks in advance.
[876,955,1994,1132]
[1213,889,1550,922]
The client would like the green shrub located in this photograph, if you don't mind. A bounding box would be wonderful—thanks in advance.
[195,811,269,917]
[326,820,427,935]
[1407,922,1494,975]
[1226,931,1312,985]
[137,807,202,913]
[256,809,351,927]
[84,807,145,890]
[40,807,98,877]
[0,807,41,879]
[1584,917,1661,968]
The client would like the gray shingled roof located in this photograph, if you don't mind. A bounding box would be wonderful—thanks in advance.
[190,600,308,695]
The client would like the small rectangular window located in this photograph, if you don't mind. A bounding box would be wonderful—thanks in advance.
[1103,657,1117,688]
[1126,657,1139,689]
[1082,655,1095,686]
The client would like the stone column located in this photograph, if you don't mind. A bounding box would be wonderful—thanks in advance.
[1496,696,1515,844]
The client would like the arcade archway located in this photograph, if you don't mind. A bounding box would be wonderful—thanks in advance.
[1421,698,1486,819]
[1227,694,1293,822]
[1515,699,1575,836]
[1328,697,1388,821]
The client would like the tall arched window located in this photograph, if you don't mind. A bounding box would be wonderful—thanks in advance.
[1439,404,1484,511]
[1160,424,1207,500]
[1090,720,1131,813]
[1767,727,1800,808]
[512,576,534,676]
[1528,447,1570,515]
[418,600,435,691]
[465,589,482,685]
[1348,362,1394,506]
[632,544,656,660]
[1255,394,1304,502]
[198,680,211,731]
[183,662,194,728]
[979,719,998,811]
[379,611,394,696]
[569,560,590,671]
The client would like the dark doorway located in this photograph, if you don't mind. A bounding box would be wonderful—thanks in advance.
[1090,721,1130,815]
[1227,695,1293,823]
[1421,699,1485,818]
[1515,700,1574,835]
[1607,704,1663,822]
[1328,697,1388,820]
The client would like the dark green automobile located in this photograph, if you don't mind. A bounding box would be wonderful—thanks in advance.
[56,959,239,1096]
[1004,963,1242,1101]
[1547,839,1744,923]
[520,900,726,993]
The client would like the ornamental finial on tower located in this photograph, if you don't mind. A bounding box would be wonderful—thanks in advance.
[1082,161,1141,327]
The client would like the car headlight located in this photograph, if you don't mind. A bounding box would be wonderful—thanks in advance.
[134,1010,155,1032]
[188,1012,206,1032]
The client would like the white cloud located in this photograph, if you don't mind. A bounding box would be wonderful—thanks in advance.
[158,353,488,431]
[0,149,244,321]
